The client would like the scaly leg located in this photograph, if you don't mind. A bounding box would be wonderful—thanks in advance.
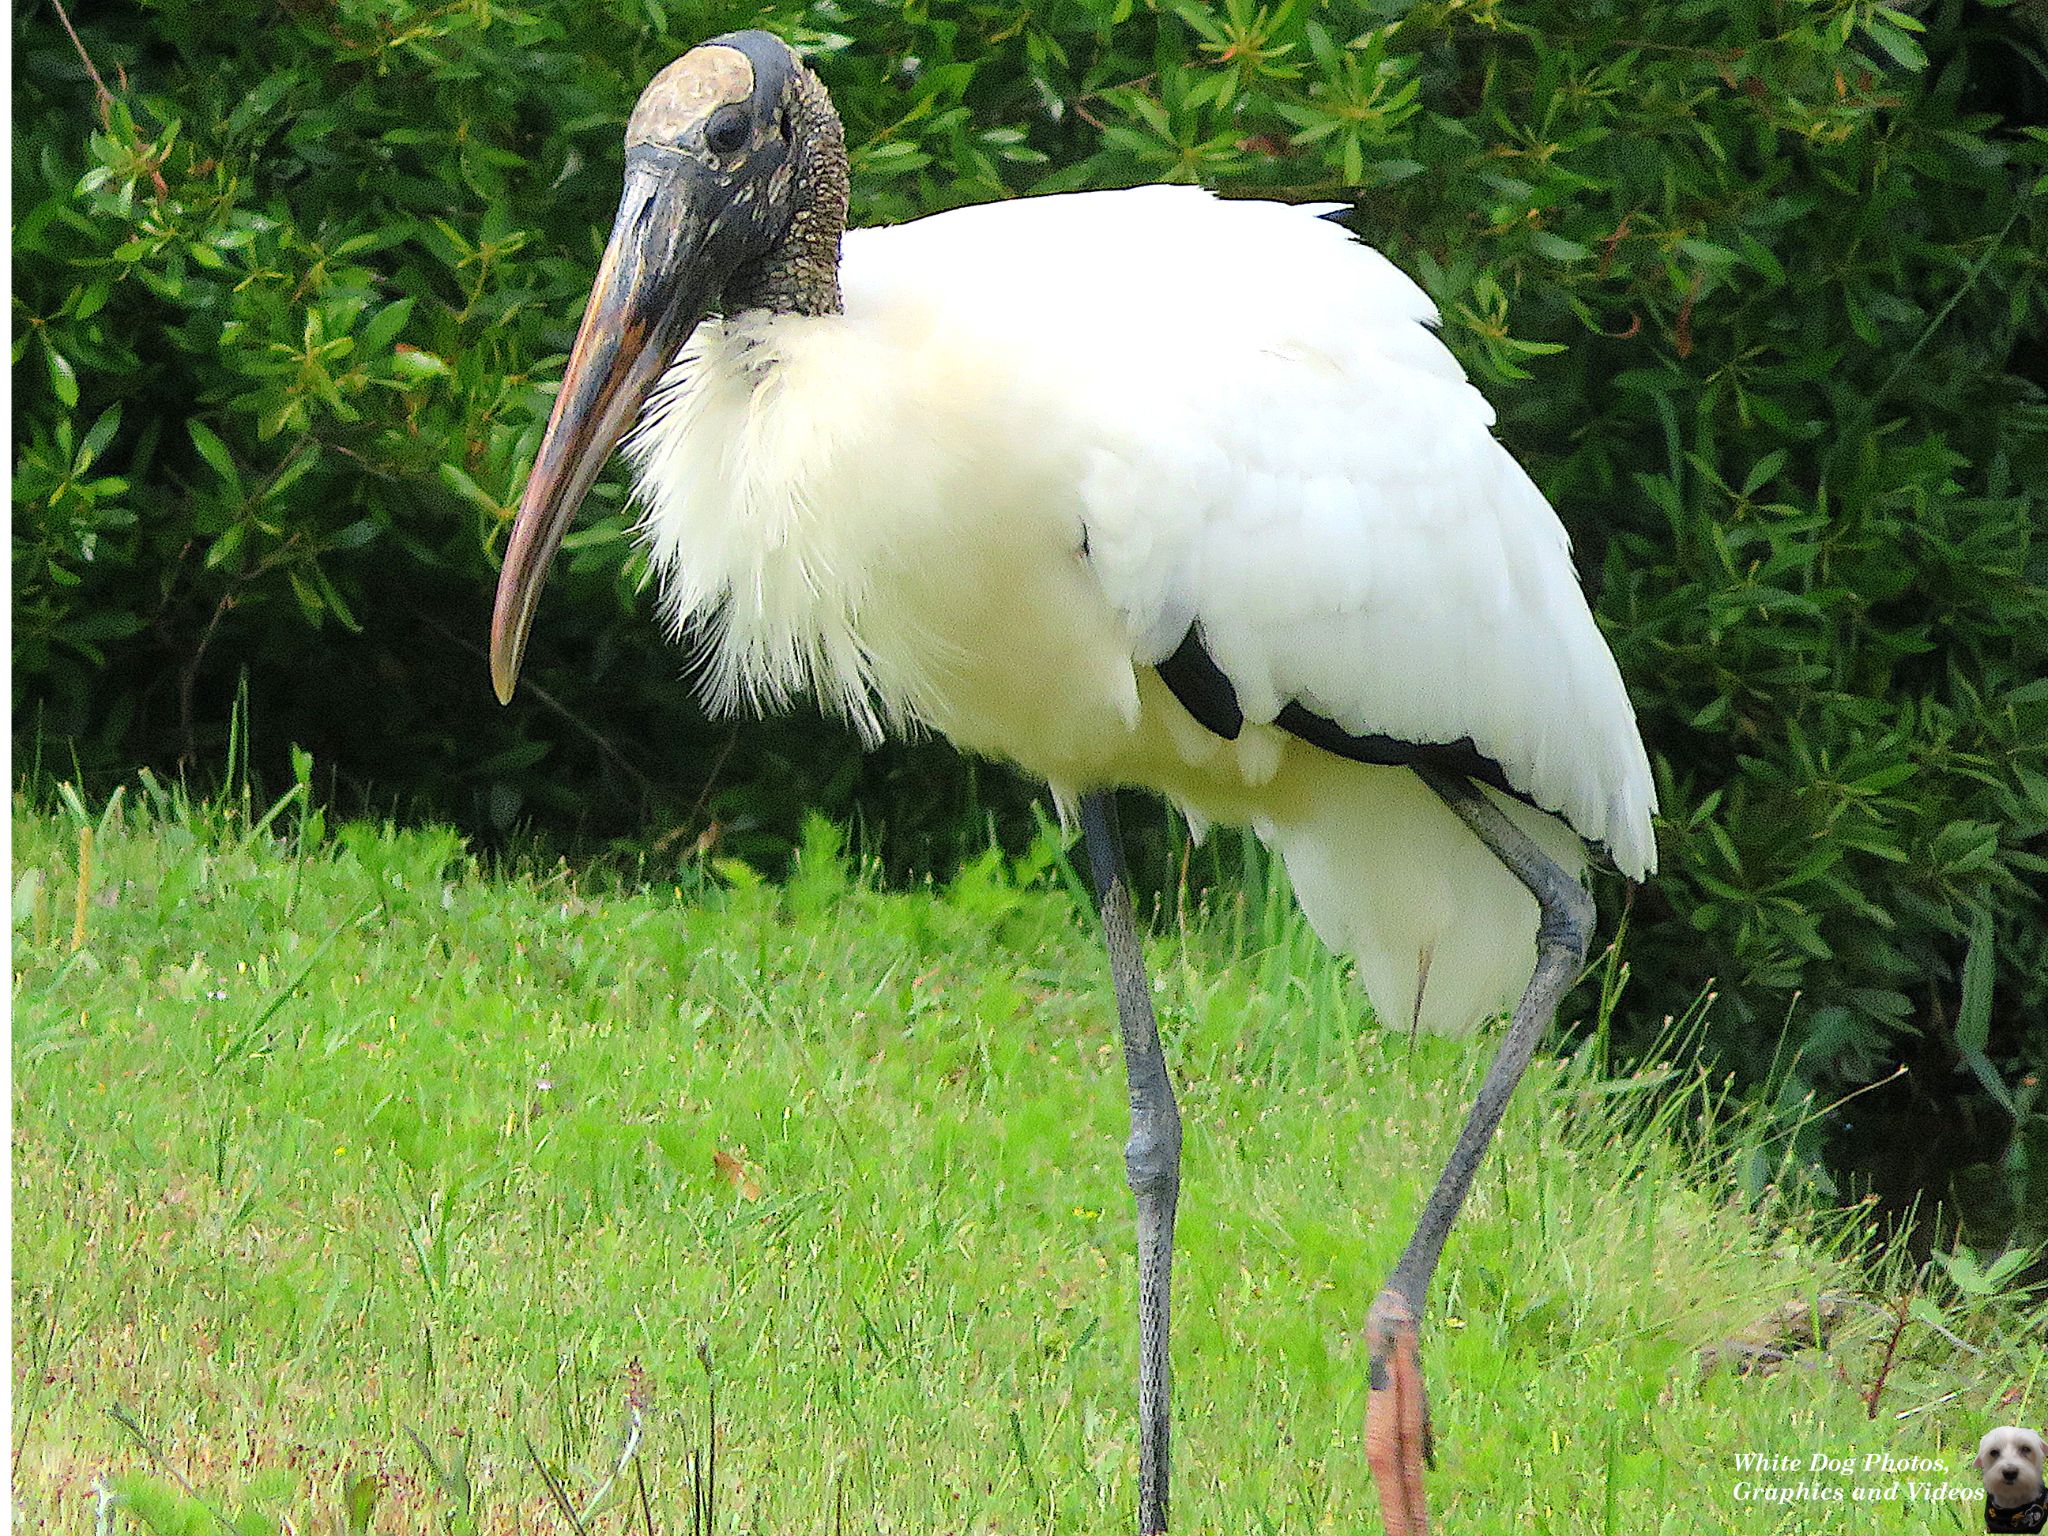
[1079,792,1183,1535]
[1365,767,1595,1536]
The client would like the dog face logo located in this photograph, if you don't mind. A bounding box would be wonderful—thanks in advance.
[1980,1427,2048,1534]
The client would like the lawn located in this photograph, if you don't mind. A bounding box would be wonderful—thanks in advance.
[11,777,2039,1533]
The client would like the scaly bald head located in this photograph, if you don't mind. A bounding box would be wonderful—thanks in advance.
[628,44,759,147]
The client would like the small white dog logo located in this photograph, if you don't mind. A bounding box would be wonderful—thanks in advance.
[1979,1426,2048,1534]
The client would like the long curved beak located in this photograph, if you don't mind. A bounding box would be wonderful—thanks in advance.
[489,161,719,703]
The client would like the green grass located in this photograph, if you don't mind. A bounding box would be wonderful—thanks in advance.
[12,778,2042,1534]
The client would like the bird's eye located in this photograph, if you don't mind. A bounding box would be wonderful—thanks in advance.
[705,108,749,156]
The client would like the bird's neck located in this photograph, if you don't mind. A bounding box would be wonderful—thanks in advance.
[725,69,847,318]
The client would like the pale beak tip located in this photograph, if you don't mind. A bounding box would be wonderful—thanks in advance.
[489,622,522,705]
[491,649,519,706]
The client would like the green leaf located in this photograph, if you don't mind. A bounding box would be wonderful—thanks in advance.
[78,405,123,470]
[439,464,502,517]
[43,340,77,407]
[1740,450,1787,498]
[1863,17,1928,69]
[205,523,247,570]
[288,569,325,624]
[1529,230,1589,262]
[263,449,319,504]
[312,564,362,633]
[342,1473,378,1536]
[189,421,244,496]
[360,297,415,354]
[1955,910,1993,1056]
[1961,1049,2017,1116]
[13,869,43,931]
[1677,238,1740,270]
[391,349,450,381]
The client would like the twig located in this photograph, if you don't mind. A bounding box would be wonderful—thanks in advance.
[1870,205,2026,418]
[178,594,234,770]
[48,0,114,128]
[679,733,737,843]
[1827,1292,1985,1359]
[422,613,656,796]
[1070,71,1159,131]
[635,1454,656,1536]
[1894,1390,1960,1421]
[1820,204,2025,491]
[693,1343,716,1536]
[1864,1290,1913,1419]
[570,1408,643,1525]
[14,1275,66,1465]
[106,1405,239,1536]
[525,1436,588,1536]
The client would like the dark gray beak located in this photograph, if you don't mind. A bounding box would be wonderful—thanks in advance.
[489,160,721,703]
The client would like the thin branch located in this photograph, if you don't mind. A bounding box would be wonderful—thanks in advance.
[49,0,115,129]
[106,1405,239,1536]
[178,594,235,770]
[1827,1291,1985,1359]
[679,729,737,843]
[570,1408,643,1526]
[524,1436,588,1536]
[13,1274,66,1466]
[1070,71,1159,131]
[421,613,656,796]
[1863,1291,1914,1419]
[1821,203,2026,491]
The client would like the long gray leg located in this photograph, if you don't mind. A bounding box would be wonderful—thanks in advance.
[1079,792,1182,1535]
[1365,767,1595,1536]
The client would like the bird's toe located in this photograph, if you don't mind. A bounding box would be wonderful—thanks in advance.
[1365,1287,1432,1536]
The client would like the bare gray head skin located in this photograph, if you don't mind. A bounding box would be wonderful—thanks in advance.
[624,30,849,318]
[489,30,849,703]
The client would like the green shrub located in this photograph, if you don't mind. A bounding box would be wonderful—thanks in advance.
[12,0,2046,1250]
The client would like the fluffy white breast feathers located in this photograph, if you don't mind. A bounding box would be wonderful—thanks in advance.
[628,186,1656,880]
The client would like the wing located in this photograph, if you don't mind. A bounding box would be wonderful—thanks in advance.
[841,187,1655,874]
[1013,192,1657,876]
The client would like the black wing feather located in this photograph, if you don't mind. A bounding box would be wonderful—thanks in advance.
[1152,623,1533,809]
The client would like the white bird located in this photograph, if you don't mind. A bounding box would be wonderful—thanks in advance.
[489,31,1656,1536]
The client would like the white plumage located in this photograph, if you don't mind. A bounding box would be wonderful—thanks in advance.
[625,185,1655,1036]
[483,44,1663,1529]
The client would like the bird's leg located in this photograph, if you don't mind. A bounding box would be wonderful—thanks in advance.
[1079,792,1183,1536]
[1364,767,1595,1536]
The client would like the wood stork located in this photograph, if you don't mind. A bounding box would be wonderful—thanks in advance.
[488,30,1656,1536]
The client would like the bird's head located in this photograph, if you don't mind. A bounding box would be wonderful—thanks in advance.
[489,29,845,703]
